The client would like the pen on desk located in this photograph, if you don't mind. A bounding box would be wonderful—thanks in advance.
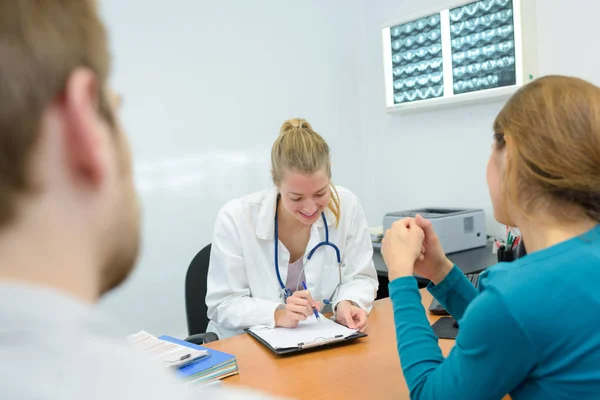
[301,281,320,322]
[179,353,191,361]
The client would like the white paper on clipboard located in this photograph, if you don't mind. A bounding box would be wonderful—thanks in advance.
[248,314,357,349]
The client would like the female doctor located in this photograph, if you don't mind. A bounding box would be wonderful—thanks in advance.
[205,118,378,339]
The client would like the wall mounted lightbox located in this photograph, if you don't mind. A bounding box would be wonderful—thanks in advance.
[382,0,538,112]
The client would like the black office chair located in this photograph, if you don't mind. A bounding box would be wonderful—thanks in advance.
[184,244,219,345]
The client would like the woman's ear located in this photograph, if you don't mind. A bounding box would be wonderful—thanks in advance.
[502,135,511,164]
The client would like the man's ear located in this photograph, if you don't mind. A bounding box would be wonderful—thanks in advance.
[62,68,105,187]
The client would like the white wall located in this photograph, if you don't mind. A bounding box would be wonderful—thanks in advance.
[357,0,600,236]
[98,0,365,337]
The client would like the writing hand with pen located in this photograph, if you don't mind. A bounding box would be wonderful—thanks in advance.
[274,288,323,328]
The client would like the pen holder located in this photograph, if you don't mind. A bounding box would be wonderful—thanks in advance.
[497,247,516,262]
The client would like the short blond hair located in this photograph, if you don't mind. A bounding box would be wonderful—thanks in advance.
[271,118,341,225]
[0,0,114,225]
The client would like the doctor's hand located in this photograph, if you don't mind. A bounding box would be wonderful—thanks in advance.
[335,301,367,332]
[274,290,323,329]
[413,214,454,285]
[382,217,425,281]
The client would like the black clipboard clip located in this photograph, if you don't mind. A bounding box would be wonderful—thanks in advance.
[297,334,345,349]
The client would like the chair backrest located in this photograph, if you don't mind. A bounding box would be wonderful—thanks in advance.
[185,243,211,336]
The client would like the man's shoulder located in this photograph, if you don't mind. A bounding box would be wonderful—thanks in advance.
[0,332,281,400]
[0,331,188,398]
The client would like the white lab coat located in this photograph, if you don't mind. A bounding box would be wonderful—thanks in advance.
[205,186,379,339]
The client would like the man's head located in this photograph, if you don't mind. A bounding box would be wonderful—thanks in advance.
[0,0,140,300]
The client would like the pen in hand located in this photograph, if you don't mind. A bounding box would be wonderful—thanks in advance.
[302,281,320,322]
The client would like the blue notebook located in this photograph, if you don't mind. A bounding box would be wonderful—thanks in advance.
[159,335,238,383]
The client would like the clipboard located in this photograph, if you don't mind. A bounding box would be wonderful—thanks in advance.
[244,328,367,356]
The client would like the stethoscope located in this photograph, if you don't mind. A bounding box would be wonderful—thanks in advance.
[274,200,342,304]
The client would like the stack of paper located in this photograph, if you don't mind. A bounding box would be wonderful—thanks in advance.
[159,335,238,385]
[369,226,384,243]
[127,331,209,369]
[126,331,238,385]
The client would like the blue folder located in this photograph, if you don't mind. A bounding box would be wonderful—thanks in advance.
[159,335,238,383]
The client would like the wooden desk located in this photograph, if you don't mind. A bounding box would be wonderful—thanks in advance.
[205,290,454,399]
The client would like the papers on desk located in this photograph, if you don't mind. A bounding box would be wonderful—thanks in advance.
[159,336,238,385]
[126,331,238,384]
[248,313,358,350]
[127,330,208,369]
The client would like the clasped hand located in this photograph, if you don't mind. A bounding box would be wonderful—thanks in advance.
[381,214,454,284]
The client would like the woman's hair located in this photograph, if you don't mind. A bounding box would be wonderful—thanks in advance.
[271,118,341,225]
[493,75,600,223]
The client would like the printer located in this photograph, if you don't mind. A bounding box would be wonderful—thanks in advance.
[383,208,486,254]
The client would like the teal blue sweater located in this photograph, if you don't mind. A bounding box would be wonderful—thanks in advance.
[389,225,600,400]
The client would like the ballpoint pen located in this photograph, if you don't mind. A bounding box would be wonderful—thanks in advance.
[302,281,321,322]
[171,352,211,369]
